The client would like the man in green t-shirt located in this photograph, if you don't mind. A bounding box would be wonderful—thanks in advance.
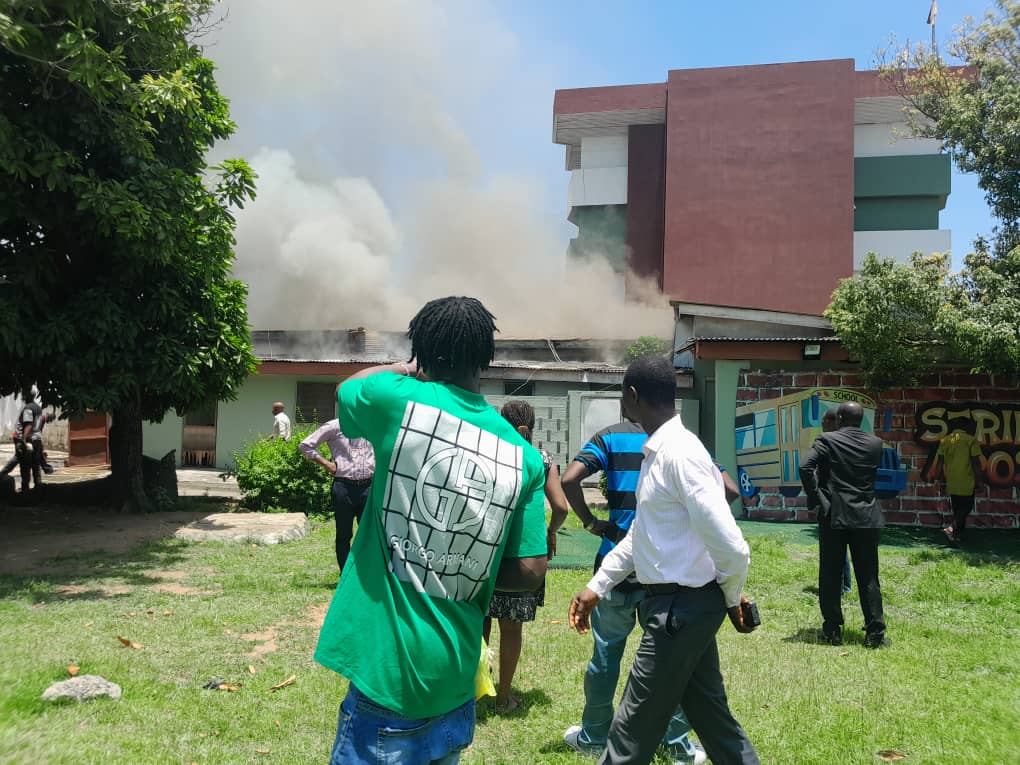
[315,296,549,765]
[927,418,984,544]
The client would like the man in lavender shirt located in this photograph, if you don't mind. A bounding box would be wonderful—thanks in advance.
[299,419,375,573]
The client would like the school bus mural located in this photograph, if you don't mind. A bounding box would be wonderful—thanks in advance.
[735,388,907,499]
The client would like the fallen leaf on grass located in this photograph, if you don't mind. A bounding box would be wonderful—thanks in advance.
[163,611,173,616]
[67,665,80,676]
[125,612,137,617]
[546,620,563,625]
[116,635,142,649]
[248,665,257,675]
[274,720,281,727]
[269,674,296,692]
[255,749,270,754]
[146,609,154,615]
[839,651,850,656]
[216,683,242,692]
[877,750,907,761]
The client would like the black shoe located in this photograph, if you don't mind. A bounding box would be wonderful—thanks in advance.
[864,634,890,649]
[818,628,843,646]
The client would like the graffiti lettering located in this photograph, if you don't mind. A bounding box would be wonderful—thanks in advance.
[914,401,1020,486]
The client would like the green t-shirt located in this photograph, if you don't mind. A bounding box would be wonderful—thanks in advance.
[314,372,548,718]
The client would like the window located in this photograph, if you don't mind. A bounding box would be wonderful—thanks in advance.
[296,382,336,425]
[503,380,534,396]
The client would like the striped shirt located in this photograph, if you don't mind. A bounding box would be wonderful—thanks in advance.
[298,419,375,481]
[573,421,646,563]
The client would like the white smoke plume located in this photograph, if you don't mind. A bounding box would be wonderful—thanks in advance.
[208,0,672,339]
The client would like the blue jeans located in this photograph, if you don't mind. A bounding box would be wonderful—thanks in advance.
[329,683,475,765]
[579,588,697,759]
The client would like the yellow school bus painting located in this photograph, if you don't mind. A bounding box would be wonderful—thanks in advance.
[735,388,906,499]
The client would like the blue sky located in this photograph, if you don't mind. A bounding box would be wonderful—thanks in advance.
[486,0,997,265]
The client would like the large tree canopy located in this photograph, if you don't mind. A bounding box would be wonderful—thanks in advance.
[830,1,1020,389]
[0,1,256,509]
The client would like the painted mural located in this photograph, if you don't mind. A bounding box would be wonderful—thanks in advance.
[735,387,908,499]
[915,401,1020,487]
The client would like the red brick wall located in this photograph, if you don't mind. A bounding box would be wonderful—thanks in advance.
[736,368,1020,528]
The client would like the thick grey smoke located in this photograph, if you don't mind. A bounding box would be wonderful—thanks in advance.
[208,0,671,339]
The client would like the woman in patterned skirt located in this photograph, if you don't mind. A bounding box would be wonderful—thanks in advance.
[483,400,569,714]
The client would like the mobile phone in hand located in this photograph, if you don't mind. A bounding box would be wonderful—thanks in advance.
[740,600,761,628]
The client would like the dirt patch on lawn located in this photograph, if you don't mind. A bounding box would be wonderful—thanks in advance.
[0,505,213,575]
[242,628,279,657]
[53,583,133,598]
[150,582,212,596]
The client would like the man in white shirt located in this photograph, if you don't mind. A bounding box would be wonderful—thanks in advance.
[271,402,291,442]
[569,356,760,765]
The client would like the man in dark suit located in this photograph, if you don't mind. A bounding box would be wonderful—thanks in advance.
[800,401,887,649]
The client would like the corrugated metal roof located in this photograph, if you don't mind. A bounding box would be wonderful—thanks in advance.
[675,336,840,353]
[686,336,840,343]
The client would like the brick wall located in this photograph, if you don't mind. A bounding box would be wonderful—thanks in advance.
[737,368,1020,529]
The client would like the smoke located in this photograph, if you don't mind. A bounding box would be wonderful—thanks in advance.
[209,0,672,339]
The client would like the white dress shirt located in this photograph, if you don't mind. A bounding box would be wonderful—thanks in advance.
[588,415,750,608]
[273,412,292,441]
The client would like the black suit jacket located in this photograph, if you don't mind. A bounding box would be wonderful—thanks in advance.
[800,426,884,529]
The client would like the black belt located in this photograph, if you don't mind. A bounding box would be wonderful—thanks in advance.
[335,476,372,487]
[644,582,715,596]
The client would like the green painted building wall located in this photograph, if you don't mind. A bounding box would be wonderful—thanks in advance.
[567,204,628,271]
[853,154,950,232]
[142,374,303,470]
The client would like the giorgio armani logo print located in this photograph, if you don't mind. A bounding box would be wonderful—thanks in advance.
[384,401,524,601]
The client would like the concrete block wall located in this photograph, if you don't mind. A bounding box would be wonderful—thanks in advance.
[485,395,571,468]
[737,368,1020,529]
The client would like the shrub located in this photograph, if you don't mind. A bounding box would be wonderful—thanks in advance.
[225,425,332,514]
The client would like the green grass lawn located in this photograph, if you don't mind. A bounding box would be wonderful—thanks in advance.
[1,513,1018,765]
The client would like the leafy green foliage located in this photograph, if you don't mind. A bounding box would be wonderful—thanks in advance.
[623,336,670,363]
[598,472,607,499]
[0,2,257,506]
[826,254,951,389]
[839,3,1020,388]
[227,426,332,515]
[883,0,1019,257]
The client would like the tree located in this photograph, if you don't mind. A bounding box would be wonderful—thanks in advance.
[884,0,1019,257]
[623,336,670,364]
[834,2,1020,388]
[0,2,256,510]
[826,253,951,389]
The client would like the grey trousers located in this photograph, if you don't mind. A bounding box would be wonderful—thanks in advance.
[598,583,760,765]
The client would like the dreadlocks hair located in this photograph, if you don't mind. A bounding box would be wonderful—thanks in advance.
[623,355,676,408]
[407,296,498,377]
[501,400,535,442]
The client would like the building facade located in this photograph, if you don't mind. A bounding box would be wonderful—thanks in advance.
[553,59,951,317]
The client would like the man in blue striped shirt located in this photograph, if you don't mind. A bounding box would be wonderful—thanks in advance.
[561,416,706,765]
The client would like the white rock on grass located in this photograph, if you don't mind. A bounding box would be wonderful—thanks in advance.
[42,675,122,702]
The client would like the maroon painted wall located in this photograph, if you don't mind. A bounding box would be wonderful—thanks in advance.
[661,60,856,316]
[625,124,666,290]
[553,83,666,115]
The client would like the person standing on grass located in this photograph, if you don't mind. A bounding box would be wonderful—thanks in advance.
[569,356,759,765]
[813,409,853,597]
[482,400,569,714]
[560,400,706,765]
[926,418,984,544]
[270,402,291,441]
[314,296,548,765]
[298,419,375,574]
[800,401,887,649]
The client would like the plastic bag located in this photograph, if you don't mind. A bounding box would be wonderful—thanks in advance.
[474,638,496,701]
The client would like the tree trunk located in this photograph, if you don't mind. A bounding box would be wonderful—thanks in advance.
[109,392,152,513]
